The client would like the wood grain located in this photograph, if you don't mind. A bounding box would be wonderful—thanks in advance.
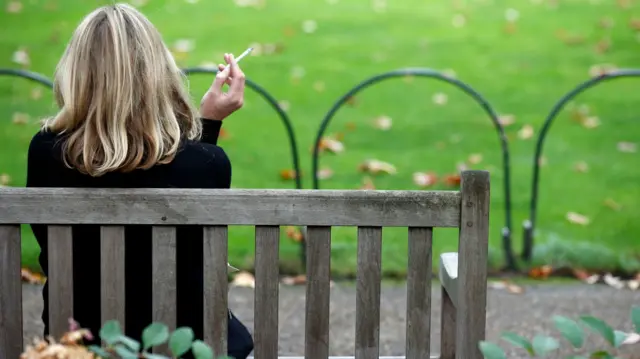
[456,171,490,359]
[47,225,73,339]
[204,226,229,357]
[305,226,332,359]
[100,226,126,328]
[440,285,457,359]
[0,225,22,359]
[355,227,382,359]
[152,226,177,355]
[406,227,433,359]
[0,188,461,227]
[254,226,280,359]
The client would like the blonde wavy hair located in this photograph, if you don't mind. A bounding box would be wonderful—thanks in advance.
[43,3,201,177]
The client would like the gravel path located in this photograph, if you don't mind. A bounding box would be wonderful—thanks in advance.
[22,282,640,358]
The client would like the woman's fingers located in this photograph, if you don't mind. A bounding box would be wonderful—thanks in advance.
[228,55,246,98]
[218,64,233,85]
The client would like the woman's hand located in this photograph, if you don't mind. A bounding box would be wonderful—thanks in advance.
[200,53,246,120]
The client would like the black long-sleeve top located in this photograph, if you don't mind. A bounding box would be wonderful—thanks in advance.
[26,119,231,344]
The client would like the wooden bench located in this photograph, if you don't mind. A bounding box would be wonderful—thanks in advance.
[0,170,489,359]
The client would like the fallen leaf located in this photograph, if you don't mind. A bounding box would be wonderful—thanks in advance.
[505,8,520,22]
[517,124,534,140]
[452,14,466,28]
[538,156,547,167]
[603,273,625,289]
[618,0,632,9]
[435,141,446,150]
[574,161,589,173]
[621,332,640,345]
[285,226,304,243]
[173,39,195,53]
[594,38,611,54]
[317,167,334,180]
[358,159,397,175]
[443,174,461,187]
[12,112,29,125]
[585,274,600,285]
[21,268,46,284]
[442,68,457,79]
[627,280,640,291]
[316,136,345,154]
[566,212,590,226]
[290,66,306,82]
[603,198,622,211]
[30,87,43,100]
[6,1,22,13]
[456,162,468,172]
[302,19,317,33]
[572,268,591,281]
[359,176,375,190]
[12,47,30,67]
[617,141,637,153]
[372,0,387,13]
[278,100,291,112]
[506,282,524,294]
[412,172,438,188]
[488,280,524,294]
[599,16,614,29]
[280,169,300,181]
[345,122,357,131]
[432,92,448,105]
[630,17,640,31]
[498,114,516,126]
[345,95,358,107]
[529,265,553,279]
[282,26,296,37]
[0,173,11,186]
[219,128,229,139]
[556,29,585,45]
[231,271,255,288]
[281,274,307,285]
[467,153,483,165]
[373,115,392,130]
[581,116,600,129]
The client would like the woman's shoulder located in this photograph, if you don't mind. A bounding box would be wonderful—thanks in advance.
[28,128,60,160]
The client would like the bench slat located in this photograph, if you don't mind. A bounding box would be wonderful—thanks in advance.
[255,226,280,359]
[100,226,126,329]
[355,227,382,359]
[48,225,73,339]
[0,225,22,359]
[305,226,331,359]
[204,226,229,357]
[152,226,177,355]
[440,286,456,359]
[0,188,461,227]
[406,227,432,359]
[456,171,490,359]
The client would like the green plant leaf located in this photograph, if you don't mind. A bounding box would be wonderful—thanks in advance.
[143,353,170,359]
[114,346,138,359]
[553,316,584,348]
[500,332,534,355]
[580,316,615,346]
[192,340,214,359]
[478,341,506,359]
[142,323,170,351]
[99,320,123,345]
[613,330,629,348]
[88,345,111,358]
[589,350,613,359]
[114,335,141,352]
[632,307,640,333]
[532,335,560,357]
[169,327,195,358]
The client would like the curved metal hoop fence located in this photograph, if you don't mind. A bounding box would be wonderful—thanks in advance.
[522,68,640,262]
[311,68,518,270]
[0,67,303,191]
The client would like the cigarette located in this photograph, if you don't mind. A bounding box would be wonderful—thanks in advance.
[220,47,253,72]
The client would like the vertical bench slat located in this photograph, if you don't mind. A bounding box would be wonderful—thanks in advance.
[254,225,280,359]
[355,226,382,359]
[0,225,22,359]
[48,225,73,338]
[100,226,126,328]
[304,226,331,359]
[203,226,229,357]
[152,226,177,355]
[440,286,456,359]
[405,227,433,359]
[457,171,490,359]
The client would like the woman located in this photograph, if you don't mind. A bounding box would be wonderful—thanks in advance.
[27,4,254,358]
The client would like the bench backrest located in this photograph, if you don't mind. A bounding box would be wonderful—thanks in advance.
[0,170,489,359]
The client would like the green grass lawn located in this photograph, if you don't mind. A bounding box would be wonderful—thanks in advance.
[2,0,640,276]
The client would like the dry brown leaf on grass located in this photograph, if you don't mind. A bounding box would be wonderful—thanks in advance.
[630,17,640,31]
[598,16,614,29]
[443,174,461,187]
[452,14,466,28]
[529,265,553,280]
[317,167,334,180]
[373,115,392,131]
[412,172,438,188]
[290,66,306,83]
[538,156,547,167]
[280,169,300,181]
[31,88,43,100]
[581,116,601,129]
[281,274,335,287]
[566,212,590,225]
[498,114,516,127]
[302,19,318,34]
[12,47,30,67]
[589,63,618,78]
[358,159,397,175]
[603,273,625,290]
[231,271,255,288]
[467,153,483,165]
[556,29,585,46]
[432,92,448,105]
[488,280,524,294]
[359,176,375,190]
[574,161,589,173]
[315,136,344,154]
[594,38,612,54]
[603,198,622,211]
[617,141,637,153]
[278,100,291,112]
[0,173,11,186]
[312,81,326,93]
[6,1,22,13]
[21,268,46,284]
[285,226,304,243]
[13,112,29,125]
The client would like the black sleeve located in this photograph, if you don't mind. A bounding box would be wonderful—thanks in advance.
[200,119,223,145]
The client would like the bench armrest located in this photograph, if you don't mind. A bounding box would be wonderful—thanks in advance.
[439,252,458,307]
